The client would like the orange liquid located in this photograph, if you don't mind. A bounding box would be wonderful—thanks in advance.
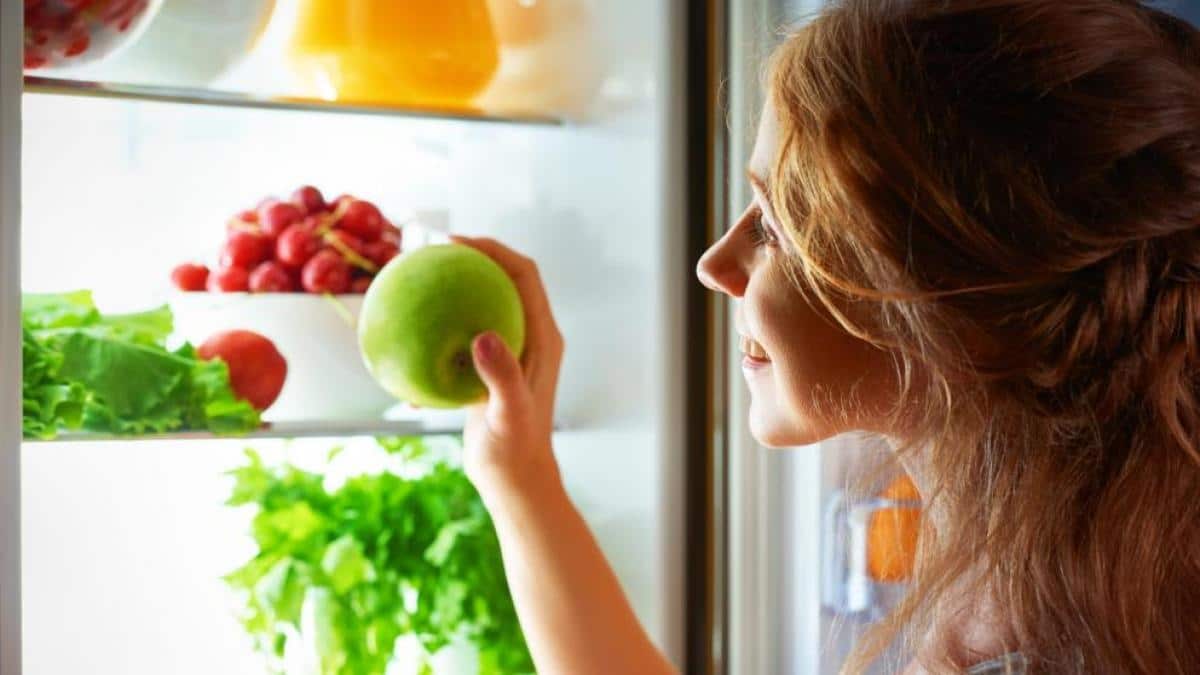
[289,0,500,108]
[867,474,922,583]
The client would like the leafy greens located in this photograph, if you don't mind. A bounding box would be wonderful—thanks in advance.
[225,438,534,675]
[22,291,260,439]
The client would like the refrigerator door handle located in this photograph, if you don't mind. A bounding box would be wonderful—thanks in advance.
[823,493,922,617]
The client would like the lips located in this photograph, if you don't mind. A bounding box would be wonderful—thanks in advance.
[740,334,770,363]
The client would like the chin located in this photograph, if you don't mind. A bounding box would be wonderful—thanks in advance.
[748,408,829,449]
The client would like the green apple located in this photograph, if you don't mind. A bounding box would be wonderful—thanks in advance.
[358,243,526,409]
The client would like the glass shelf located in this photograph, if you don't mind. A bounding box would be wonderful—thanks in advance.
[23,76,564,127]
[25,418,464,444]
[26,418,567,443]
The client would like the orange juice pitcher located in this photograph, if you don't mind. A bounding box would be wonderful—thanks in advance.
[289,0,500,109]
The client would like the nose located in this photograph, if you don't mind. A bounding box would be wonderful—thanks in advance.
[696,213,752,298]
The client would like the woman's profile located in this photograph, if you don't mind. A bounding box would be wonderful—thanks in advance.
[455,1,1200,673]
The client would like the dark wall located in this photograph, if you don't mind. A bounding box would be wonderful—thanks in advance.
[1150,0,1200,26]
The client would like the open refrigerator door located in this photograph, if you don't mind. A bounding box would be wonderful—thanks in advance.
[719,1,922,673]
[720,1,1200,673]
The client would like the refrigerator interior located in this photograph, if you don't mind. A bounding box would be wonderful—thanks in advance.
[14,1,687,673]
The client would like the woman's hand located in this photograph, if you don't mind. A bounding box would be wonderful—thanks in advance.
[450,236,676,675]
[451,235,565,506]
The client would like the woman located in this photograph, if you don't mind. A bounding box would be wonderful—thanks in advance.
[452,0,1200,673]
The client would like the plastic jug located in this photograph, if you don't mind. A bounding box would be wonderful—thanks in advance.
[477,0,602,116]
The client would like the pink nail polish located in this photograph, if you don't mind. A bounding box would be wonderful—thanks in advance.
[476,332,496,360]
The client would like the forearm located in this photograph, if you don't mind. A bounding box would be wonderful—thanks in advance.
[483,478,677,675]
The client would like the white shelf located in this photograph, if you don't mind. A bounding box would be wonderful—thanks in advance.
[25,417,569,443]
[25,418,462,444]
[23,75,563,126]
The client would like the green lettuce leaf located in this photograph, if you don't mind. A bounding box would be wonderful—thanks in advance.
[184,347,261,433]
[22,291,173,345]
[53,331,191,433]
[94,306,174,346]
[22,290,100,330]
[22,327,88,439]
[21,291,259,439]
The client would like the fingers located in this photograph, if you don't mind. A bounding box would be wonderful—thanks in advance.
[472,331,530,434]
[450,235,565,397]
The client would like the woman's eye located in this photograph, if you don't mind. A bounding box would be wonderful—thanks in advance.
[748,208,777,247]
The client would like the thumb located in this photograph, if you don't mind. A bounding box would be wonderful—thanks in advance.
[472,331,528,429]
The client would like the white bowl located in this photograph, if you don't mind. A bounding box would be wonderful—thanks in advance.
[169,293,397,422]
[74,0,276,86]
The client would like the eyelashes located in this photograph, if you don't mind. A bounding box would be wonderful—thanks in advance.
[747,206,778,248]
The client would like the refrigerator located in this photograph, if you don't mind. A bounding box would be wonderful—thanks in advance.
[3,1,692,673]
[7,0,1144,672]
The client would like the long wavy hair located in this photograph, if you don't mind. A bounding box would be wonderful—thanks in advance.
[767,1,1200,672]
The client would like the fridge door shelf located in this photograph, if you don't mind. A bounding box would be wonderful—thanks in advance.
[822,489,920,619]
[24,76,564,126]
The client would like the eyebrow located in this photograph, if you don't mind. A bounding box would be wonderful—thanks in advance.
[746,169,771,202]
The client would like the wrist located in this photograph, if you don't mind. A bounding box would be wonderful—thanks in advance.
[475,456,567,519]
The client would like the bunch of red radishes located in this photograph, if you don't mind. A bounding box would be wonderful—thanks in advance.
[172,186,402,295]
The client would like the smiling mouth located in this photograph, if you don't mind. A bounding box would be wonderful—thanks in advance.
[740,335,771,365]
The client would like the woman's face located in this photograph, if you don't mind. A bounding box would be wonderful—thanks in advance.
[696,104,897,448]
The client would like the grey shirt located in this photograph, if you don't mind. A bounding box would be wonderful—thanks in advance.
[966,652,1028,675]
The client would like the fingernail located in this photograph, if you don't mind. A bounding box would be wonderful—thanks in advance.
[475,332,498,361]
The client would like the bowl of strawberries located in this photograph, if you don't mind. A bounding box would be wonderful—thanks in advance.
[169,186,406,421]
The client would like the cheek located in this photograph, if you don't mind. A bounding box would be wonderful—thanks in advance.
[743,265,895,442]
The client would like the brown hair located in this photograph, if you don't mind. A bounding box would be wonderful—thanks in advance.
[767,1,1200,673]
